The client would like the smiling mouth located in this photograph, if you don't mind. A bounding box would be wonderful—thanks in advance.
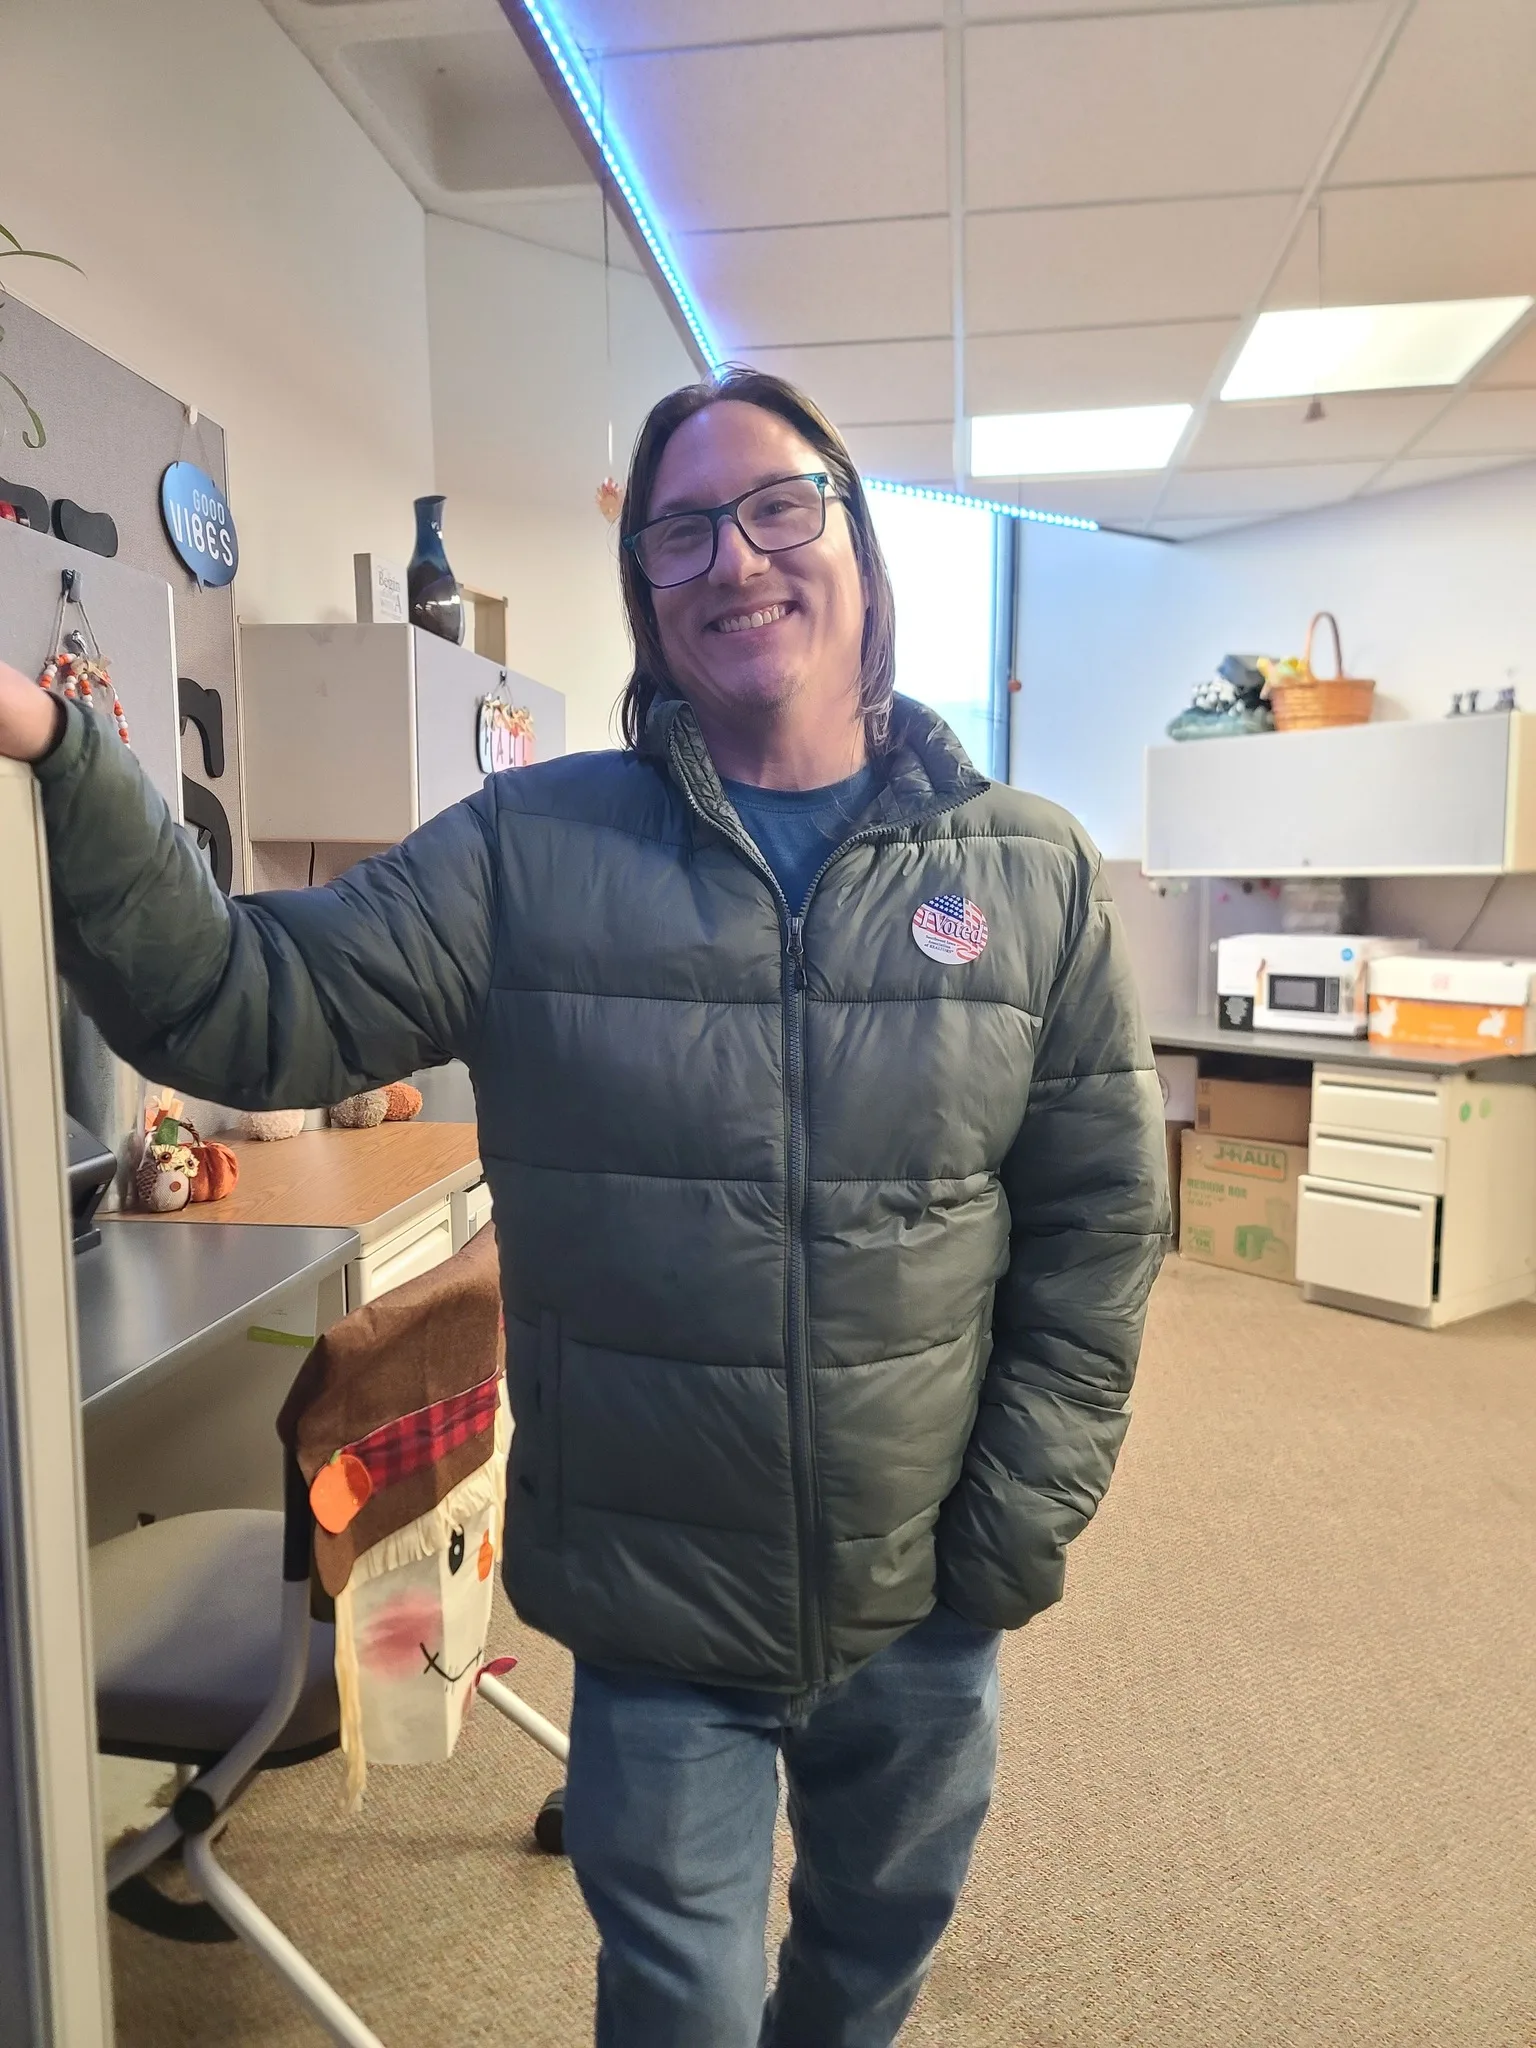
[711,602,792,635]
[420,1643,484,1686]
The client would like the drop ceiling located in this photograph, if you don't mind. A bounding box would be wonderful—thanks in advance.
[263,0,1536,538]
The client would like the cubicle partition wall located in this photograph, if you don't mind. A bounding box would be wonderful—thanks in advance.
[0,760,113,2048]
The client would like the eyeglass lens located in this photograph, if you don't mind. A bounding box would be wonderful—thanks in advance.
[636,475,828,588]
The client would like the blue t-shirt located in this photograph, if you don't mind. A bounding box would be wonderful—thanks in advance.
[722,763,884,914]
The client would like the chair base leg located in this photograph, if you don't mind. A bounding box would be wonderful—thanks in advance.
[476,1672,570,1763]
[183,1831,385,2048]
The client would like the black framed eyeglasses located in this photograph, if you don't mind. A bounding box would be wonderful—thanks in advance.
[624,472,837,590]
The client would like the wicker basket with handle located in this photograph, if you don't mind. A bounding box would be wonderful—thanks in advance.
[1260,612,1375,732]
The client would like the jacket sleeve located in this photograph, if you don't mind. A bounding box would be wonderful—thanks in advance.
[33,698,500,1110]
[935,854,1168,1630]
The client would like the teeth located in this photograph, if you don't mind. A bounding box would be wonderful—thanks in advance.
[716,604,787,634]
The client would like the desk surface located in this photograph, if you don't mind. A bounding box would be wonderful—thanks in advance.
[77,1221,356,1415]
[1149,1014,1536,1079]
[113,1121,481,1235]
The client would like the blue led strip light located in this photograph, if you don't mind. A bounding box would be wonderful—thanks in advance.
[519,1,721,367]
[866,479,1099,532]
[521,3,1098,535]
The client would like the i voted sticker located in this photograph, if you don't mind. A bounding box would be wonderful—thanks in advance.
[912,894,988,965]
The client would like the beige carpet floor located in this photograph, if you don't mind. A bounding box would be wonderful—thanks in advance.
[109,1257,1536,2046]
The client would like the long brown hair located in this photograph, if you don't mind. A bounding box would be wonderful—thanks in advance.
[617,365,897,752]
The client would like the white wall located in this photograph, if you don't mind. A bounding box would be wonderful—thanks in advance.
[426,215,697,755]
[1014,459,1536,859]
[1012,460,1536,959]
[3,0,436,632]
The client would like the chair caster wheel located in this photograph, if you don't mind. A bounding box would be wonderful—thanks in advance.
[534,1784,566,1855]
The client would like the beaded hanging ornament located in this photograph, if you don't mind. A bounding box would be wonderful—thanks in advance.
[37,569,130,743]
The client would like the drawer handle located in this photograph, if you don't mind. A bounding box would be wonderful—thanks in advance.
[1305,1187,1428,1217]
[1317,1082,1438,1107]
[1314,1132,1434,1159]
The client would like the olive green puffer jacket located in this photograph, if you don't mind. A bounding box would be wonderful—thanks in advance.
[38,689,1166,1690]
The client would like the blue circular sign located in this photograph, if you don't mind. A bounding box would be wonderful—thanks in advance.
[160,462,238,587]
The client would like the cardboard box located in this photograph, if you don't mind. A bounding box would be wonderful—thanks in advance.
[1179,1129,1307,1284]
[1195,1076,1311,1146]
[1368,954,1536,1056]
[1165,1120,1193,1239]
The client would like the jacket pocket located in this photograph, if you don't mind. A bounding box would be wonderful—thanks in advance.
[535,1309,563,1548]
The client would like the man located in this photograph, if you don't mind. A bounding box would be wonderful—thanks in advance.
[0,366,1166,2047]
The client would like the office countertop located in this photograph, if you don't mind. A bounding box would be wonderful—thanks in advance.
[108,1121,481,1238]
[1148,1014,1536,1080]
[76,1220,356,1416]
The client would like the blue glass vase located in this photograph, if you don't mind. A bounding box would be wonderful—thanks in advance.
[407,494,464,645]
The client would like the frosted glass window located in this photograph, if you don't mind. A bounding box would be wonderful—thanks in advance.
[868,491,1001,776]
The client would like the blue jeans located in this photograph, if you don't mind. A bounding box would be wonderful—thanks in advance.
[563,1604,1001,2048]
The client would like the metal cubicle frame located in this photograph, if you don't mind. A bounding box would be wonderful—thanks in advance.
[0,757,113,2047]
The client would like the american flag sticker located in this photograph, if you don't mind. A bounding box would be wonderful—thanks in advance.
[912,893,989,965]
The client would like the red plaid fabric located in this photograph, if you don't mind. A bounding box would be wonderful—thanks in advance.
[344,1369,501,1493]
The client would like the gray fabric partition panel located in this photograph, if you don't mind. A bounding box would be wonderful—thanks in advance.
[0,293,242,881]
[1,294,247,1175]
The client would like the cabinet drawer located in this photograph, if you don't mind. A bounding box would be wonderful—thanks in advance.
[348,1204,454,1307]
[1307,1127,1446,1196]
[452,1179,493,1251]
[1312,1068,1446,1141]
[1296,1176,1437,1308]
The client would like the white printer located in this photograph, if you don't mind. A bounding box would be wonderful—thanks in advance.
[1215,934,1418,1037]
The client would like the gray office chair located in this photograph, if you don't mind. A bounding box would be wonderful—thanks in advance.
[96,1452,569,2048]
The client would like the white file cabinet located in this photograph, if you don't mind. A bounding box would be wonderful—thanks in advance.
[452,1178,492,1251]
[346,1199,455,1309]
[1296,1067,1536,1326]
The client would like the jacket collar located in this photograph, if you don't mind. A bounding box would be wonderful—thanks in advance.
[640,690,988,835]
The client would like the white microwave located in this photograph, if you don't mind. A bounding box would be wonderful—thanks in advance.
[1216,935,1418,1037]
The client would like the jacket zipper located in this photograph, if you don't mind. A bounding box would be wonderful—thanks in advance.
[669,728,981,1686]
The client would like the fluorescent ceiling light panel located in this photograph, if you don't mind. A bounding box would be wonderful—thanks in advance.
[1221,298,1532,401]
[970,405,1193,477]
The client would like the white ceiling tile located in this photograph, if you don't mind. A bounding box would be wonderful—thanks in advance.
[967,321,1234,413]
[989,474,1170,523]
[1188,391,1445,467]
[557,1,944,53]
[844,421,956,482]
[1269,180,1536,308]
[1478,320,1536,389]
[1158,461,1378,516]
[1412,389,1536,457]
[966,0,1316,13]
[735,340,953,426]
[1144,515,1255,540]
[1332,0,1536,185]
[966,197,1296,334]
[965,4,1387,210]
[1360,453,1532,495]
[689,218,952,348]
[598,31,947,232]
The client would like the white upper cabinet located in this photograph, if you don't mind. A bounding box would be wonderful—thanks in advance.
[1144,712,1536,878]
[240,624,566,844]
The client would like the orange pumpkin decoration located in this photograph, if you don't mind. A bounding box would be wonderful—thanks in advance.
[189,1140,240,1203]
[384,1082,423,1122]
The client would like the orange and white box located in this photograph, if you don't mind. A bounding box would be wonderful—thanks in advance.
[1367,954,1536,1055]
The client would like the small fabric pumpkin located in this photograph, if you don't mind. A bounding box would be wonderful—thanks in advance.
[330,1089,390,1130]
[238,1108,307,1142]
[383,1082,423,1122]
[189,1139,240,1203]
